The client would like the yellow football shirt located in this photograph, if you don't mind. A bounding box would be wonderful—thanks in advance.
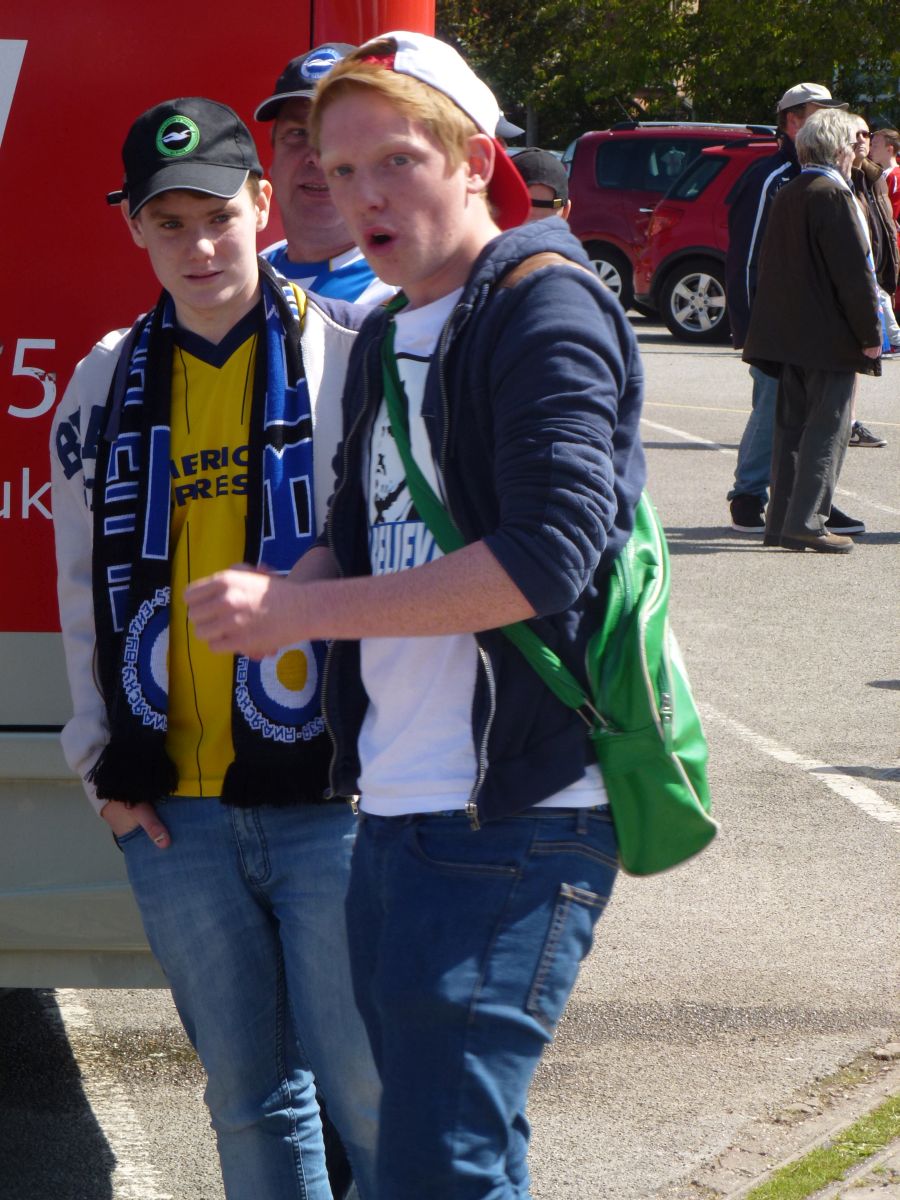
[166,314,256,796]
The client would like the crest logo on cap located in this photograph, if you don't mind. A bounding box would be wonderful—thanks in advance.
[300,47,341,82]
[156,115,201,158]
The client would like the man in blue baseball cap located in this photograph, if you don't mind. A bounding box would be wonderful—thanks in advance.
[255,45,395,305]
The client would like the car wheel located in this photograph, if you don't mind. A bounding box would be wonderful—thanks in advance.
[659,258,731,343]
[584,243,634,311]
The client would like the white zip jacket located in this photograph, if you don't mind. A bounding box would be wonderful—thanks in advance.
[50,291,361,813]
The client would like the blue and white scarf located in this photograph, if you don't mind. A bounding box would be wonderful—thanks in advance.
[89,262,333,808]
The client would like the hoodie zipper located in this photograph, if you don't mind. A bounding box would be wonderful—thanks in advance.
[324,341,380,804]
[436,295,495,830]
[465,644,497,830]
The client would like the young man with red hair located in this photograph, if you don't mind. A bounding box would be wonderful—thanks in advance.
[188,34,645,1199]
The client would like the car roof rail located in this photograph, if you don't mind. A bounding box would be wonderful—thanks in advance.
[605,120,778,134]
[702,135,780,149]
[609,120,708,130]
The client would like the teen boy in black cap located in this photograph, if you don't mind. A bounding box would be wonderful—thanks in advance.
[50,97,378,1200]
[255,45,394,305]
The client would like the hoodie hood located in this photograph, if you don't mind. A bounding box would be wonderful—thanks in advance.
[460,217,594,303]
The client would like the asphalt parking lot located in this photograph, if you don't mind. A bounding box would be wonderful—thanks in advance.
[1,314,897,1200]
[527,315,900,1198]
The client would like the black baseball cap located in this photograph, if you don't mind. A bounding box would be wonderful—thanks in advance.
[106,97,263,216]
[512,147,569,205]
[254,43,356,121]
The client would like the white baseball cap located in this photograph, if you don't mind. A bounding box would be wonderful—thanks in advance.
[776,82,848,112]
[354,31,531,229]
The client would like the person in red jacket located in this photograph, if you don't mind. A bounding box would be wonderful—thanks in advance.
[870,126,900,221]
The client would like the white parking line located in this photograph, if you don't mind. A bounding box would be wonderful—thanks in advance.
[43,990,173,1200]
[825,486,900,518]
[641,417,731,453]
[701,704,900,826]
[641,417,900,517]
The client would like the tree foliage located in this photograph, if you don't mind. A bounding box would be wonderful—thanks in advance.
[685,0,900,124]
[436,0,900,147]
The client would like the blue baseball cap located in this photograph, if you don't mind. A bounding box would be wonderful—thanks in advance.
[255,44,356,121]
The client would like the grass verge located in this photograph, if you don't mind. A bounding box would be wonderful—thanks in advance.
[744,1092,900,1200]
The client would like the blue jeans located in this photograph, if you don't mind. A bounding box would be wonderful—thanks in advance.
[728,366,777,502]
[117,798,379,1200]
[346,807,618,1200]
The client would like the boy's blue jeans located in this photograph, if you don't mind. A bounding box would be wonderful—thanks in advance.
[116,797,379,1200]
[346,807,618,1200]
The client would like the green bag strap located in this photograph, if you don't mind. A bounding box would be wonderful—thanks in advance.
[379,313,596,721]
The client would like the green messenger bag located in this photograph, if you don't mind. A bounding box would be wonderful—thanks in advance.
[381,322,717,876]
[577,490,717,874]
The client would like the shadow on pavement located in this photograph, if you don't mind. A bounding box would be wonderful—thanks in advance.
[857,531,900,545]
[664,529,899,556]
[641,440,739,451]
[824,764,900,783]
[0,989,114,1200]
[635,335,737,357]
[665,527,769,554]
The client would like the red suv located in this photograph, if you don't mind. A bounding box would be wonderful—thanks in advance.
[566,122,775,312]
[632,137,778,343]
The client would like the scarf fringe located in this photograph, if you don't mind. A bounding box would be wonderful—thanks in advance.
[221,752,334,807]
[87,742,178,806]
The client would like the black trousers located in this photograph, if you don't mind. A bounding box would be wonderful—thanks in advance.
[765,364,855,539]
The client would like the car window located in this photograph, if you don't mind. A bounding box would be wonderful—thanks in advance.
[594,138,723,193]
[593,140,633,188]
[666,154,728,200]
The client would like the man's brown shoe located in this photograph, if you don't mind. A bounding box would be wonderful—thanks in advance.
[780,531,853,553]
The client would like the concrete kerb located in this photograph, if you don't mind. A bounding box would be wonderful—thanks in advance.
[662,1046,900,1199]
[806,1139,900,1199]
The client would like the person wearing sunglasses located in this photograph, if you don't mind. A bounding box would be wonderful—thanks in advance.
[512,146,573,223]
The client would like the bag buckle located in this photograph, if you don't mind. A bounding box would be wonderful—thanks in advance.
[576,699,609,732]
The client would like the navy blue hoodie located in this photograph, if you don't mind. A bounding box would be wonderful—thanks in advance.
[725,137,800,349]
[323,218,646,823]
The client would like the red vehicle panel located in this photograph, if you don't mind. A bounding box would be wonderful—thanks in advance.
[566,122,773,311]
[0,1,433,635]
[633,138,778,343]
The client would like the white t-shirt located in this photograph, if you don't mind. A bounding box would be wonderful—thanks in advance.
[358,290,604,816]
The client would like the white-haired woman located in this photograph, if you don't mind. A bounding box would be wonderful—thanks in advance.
[743,106,882,552]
